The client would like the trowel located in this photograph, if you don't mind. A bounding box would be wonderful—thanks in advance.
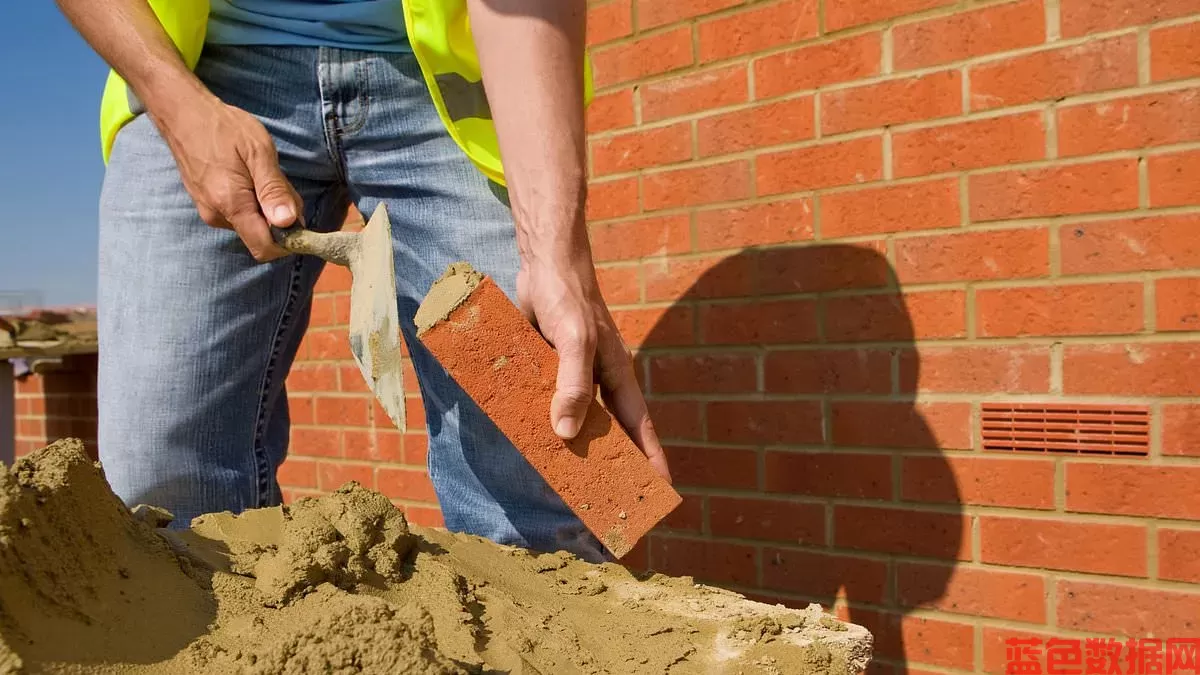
[272,203,407,432]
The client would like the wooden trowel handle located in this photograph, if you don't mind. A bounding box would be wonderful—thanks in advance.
[271,224,359,268]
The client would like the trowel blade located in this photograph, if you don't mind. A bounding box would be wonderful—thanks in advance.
[346,203,406,432]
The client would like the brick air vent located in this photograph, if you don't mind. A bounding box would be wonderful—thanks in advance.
[981,403,1150,457]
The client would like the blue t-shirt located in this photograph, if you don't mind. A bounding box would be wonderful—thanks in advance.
[206,0,410,52]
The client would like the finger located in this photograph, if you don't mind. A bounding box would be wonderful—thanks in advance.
[551,319,597,440]
[596,326,672,483]
[227,207,287,263]
[244,139,302,228]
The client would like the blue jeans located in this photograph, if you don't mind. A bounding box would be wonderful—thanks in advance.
[97,45,607,562]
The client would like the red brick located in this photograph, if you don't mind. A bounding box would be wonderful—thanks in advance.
[707,400,823,445]
[643,254,756,301]
[585,177,639,221]
[648,353,757,394]
[288,395,313,425]
[637,0,742,29]
[305,330,354,361]
[981,627,1062,675]
[649,536,758,586]
[589,214,690,262]
[595,265,641,305]
[1058,88,1200,157]
[981,516,1147,576]
[710,497,824,543]
[900,345,1051,394]
[759,241,890,294]
[376,466,438,503]
[640,65,749,123]
[331,294,351,326]
[404,505,444,527]
[1056,580,1200,636]
[833,401,972,451]
[587,0,632,46]
[401,396,425,431]
[897,616,976,670]
[895,0,1045,70]
[825,0,954,31]
[824,291,967,342]
[969,36,1136,111]
[822,178,960,237]
[1158,277,1200,331]
[1152,21,1200,83]
[697,0,819,63]
[700,298,819,344]
[904,455,1055,509]
[893,112,1045,178]
[970,159,1139,222]
[898,563,1046,622]
[1163,404,1200,457]
[647,400,703,441]
[1149,148,1200,208]
[643,161,751,211]
[1061,0,1200,37]
[1067,463,1200,520]
[612,305,694,347]
[763,549,888,602]
[586,88,635,133]
[290,427,341,458]
[663,445,757,489]
[343,429,404,463]
[757,136,883,195]
[835,505,970,560]
[754,32,882,99]
[591,27,693,88]
[592,123,691,176]
[1160,528,1200,584]
[1064,342,1200,396]
[695,200,814,251]
[317,462,374,492]
[314,264,352,293]
[276,458,318,489]
[765,348,892,395]
[895,227,1048,284]
[765,451,892,499]
[659,494,704,532]
[308,294,336,327]
[697,97,814,157]
[977,283,1143,337]
[418,274,681,558]
[1062,215,1200,275]
[403,432,427,466]
[821,70,962,135]
[313,395,371,427]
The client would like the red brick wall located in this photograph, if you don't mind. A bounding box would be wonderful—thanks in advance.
[14,354,98,460]
[281,1,1200,672]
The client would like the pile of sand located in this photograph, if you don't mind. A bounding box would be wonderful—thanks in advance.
[0,440,871,674]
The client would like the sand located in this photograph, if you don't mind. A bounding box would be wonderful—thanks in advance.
[0,440,872,674]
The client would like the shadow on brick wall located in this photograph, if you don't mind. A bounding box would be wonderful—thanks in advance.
[637,244,965,675]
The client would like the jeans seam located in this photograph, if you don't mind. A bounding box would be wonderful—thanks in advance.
[250,255,307,507]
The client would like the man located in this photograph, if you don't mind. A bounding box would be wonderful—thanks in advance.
[57,0,670,563]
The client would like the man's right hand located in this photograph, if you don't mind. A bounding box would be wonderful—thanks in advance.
[154,95,303,262]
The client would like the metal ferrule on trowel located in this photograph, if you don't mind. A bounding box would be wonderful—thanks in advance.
[271,203,407,433]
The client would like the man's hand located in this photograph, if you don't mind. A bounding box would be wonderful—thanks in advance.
[517,251,672,483]
[154,96,303,262]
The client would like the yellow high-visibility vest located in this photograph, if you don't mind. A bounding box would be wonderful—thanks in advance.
[98,0,594,186]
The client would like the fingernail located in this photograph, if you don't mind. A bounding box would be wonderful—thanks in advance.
[555,417,581,438]
[272,204,293,223]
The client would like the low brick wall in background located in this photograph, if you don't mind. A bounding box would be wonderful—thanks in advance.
[13,354,98,461]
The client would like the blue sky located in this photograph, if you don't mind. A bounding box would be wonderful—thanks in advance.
[0,4,108,308]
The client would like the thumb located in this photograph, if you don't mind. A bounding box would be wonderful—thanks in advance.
[246,145,301,228]
[551,323,597,440]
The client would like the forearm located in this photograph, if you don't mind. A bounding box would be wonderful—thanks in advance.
[466,0,589,267]
[56,0,215,125]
